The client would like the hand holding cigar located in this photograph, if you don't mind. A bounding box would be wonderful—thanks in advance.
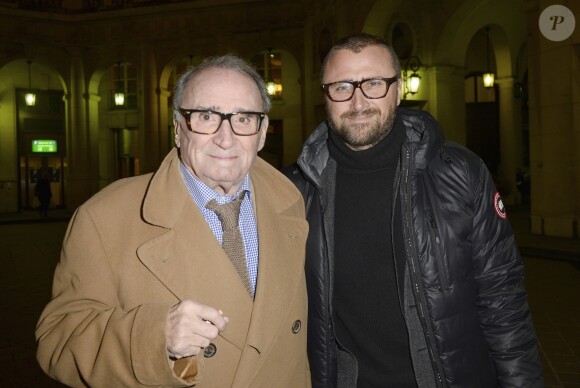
[165,300,229,359]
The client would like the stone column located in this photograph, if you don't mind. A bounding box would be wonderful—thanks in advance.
[429,65,466,145]
[496,76,523,205]
[140,47,161,173]
[526,2,578,237]
[158,87,172,154]
[66,48,94,210]
[302,18,316,141]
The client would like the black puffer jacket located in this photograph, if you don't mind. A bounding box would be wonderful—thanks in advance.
[286,108,543,388]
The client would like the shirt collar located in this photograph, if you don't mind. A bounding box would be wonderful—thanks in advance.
[179,162,251,207]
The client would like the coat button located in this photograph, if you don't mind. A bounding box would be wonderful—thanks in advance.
[291,320,302,334]
[203,343,217,358]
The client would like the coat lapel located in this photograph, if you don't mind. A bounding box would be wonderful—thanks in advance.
[232,159,308,386]
[136,151,307,384]
[137,199,255,351]
[136,149,254,351]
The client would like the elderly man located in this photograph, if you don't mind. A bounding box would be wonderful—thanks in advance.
[286,33,543,387]
[36,55,310,387]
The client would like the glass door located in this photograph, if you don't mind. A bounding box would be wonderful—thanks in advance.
[20,155,65,210]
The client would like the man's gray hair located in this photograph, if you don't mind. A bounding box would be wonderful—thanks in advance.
[173,54,272,113]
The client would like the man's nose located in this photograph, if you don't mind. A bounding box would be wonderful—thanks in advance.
[214,118,236,144]
[350,87,369,108]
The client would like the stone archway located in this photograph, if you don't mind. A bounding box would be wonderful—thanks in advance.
[358,0,528,203]
[362,0,403,37]
[433,0,527,203]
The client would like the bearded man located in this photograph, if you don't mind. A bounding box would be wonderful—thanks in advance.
[285,33,543,388]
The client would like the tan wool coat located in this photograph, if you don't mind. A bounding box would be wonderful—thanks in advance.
[36,148,311,387]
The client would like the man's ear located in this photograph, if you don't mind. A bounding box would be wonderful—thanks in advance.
[257,115,269,152]
[173,118,181,147]
[396,77,402,106]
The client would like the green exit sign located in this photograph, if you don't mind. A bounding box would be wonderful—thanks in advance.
[32,140,57,153]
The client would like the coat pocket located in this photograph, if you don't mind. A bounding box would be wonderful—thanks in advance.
[428,214,450,290]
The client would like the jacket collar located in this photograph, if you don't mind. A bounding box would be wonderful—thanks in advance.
[142,148,300,226]
[142,148,190,229]
[398,108,445,172]
[297,107,446,183]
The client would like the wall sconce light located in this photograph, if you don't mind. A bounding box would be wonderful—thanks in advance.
[482,27,495,88]
[114,61,125,106]
[266,48,277,96]
[25,60,36,107]
[402,55,422,99]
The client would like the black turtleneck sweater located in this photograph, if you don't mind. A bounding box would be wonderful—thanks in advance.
[328,117,417,388]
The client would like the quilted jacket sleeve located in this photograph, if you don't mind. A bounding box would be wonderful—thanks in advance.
[471,160,544,388]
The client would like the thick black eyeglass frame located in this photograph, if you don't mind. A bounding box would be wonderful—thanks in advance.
[177,108,266,136]
[321,76,399,102]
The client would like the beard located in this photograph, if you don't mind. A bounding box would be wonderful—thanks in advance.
[328,103,397,150]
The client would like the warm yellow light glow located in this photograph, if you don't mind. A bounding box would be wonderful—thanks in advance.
[114,92,125,106]
[483,72,495,88]
[408,74,421,94]
[25,92,36,106]
[402,56,422,100]
[26,60,36,106]
[266,80,276,96]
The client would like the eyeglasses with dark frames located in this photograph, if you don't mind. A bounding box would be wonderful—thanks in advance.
[178,108,266,136]
[321,76,399,102]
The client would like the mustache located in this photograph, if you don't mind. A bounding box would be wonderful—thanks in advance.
[340,108,380,120]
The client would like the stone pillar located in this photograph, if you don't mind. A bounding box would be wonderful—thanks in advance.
[496,76,523,205]
[429,65,466,145]
[302,19,316,141]
[66,48,93,210]
[86,93,106,190]
[140,47,161,173]
[158,87,172,154]
[526,2,578,237]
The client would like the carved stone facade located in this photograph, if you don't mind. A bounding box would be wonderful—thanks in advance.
[0,0,577,238]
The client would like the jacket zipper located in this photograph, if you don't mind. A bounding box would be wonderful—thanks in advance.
[428,214,449,290]
[298,160,339,384]
[401,145,447,388]
[392,162,404,313]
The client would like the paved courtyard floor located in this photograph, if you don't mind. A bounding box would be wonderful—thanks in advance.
[0,211,578,387]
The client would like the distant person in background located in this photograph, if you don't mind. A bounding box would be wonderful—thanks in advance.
[35,171,52,217]
[516,168,531,205]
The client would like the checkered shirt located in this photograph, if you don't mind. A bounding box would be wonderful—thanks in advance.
[179,162,259,294]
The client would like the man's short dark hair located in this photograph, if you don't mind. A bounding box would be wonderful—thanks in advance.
[321,33,401,81]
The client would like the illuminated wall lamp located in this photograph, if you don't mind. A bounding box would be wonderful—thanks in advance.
[408,73,421,94]
[114,61,125,106]
[266,80,277,96]
[114,92,125,106]
[482,26,495,89]
[482,72,495,88]
[25,60,36,106]
[403,55,422,99]
[266,48,276,96]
